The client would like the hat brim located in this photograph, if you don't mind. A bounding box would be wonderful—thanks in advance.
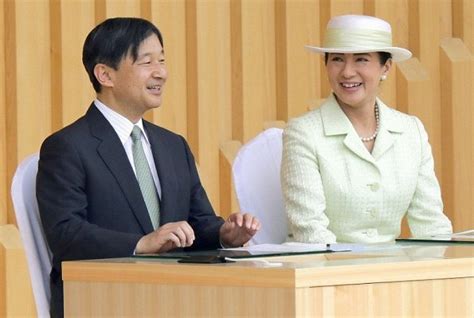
[305,45,412,62]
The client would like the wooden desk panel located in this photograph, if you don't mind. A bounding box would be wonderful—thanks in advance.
[63,244,474,317]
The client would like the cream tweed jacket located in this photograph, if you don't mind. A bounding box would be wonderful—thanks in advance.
[281,94,452,243]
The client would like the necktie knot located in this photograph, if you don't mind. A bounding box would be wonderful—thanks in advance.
[131,126,142,143]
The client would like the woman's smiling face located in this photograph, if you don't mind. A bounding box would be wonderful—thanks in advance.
[326,52,391,110]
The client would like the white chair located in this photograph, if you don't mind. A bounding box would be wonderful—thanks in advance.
[11,153,52,318]
[232,128,288,245]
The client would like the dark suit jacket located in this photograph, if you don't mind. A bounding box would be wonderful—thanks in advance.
[36,104,224,317]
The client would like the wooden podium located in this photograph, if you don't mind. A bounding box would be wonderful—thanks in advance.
[62,243,473,317]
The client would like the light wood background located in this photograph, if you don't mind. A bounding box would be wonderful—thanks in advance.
[0,0,473,231]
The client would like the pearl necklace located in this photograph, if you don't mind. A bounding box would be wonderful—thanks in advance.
[360,104,379,143]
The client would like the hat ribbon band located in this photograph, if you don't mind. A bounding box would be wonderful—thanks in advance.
[324,28,392,49]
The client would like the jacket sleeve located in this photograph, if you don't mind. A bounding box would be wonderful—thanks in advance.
[406,117,453,237]
[281,118,337,243]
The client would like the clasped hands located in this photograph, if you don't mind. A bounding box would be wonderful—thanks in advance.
[135,212,260,254]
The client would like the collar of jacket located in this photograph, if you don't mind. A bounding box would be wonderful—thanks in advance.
[320,93,405,136]
[319,93,406,162]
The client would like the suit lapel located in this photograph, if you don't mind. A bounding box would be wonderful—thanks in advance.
[86,105,154,233]
[143,122,179,225]
[343,131,375,163]
[321,95,375,164]
[321,95,405,163]
[371,128,395,160]
[371,100,405,160]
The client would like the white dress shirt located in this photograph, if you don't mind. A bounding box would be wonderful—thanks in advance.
[94,99,162,199]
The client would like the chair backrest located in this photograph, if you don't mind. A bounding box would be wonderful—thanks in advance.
[232,128,288,245]
[11,153,52,318]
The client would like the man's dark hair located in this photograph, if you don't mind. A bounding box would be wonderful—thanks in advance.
[324,52,392,65]
[82,17,163,92]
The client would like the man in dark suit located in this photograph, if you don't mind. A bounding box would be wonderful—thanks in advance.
[36,17,260,317]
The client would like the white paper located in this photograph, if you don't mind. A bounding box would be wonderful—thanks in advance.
[222,242,353,254]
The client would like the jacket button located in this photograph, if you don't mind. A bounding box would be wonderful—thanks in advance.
[367,208,377,217]
[368,183,380,192]
[366,229,376,237]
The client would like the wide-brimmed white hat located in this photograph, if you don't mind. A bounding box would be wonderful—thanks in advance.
[306,15,412,62]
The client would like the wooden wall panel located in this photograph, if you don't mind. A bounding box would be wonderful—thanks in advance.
[322,0,365,18]
[453,0,474,53]
[408,0,445,185]
[50,0,62,132]
[185,0,199,159]
[8,1,52,224]
[395,58,431,128]
[277,0,321,121]
[58,1,95,128]
[104,0,141,18]
[239,0,277,142]
[0,1,6,225]
[4,0,17,226]
[215,0,233,144]
[440,38,474,231]
[151,0,188,138]
[193,0,232,211]
[14,0,52,164]
[439,0,453,39]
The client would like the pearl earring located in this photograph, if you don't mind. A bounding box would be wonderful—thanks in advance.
[381,75,387,81]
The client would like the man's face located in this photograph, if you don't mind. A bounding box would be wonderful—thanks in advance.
[108,34,168,120]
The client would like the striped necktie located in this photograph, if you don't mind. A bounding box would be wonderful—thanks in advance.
[130,126,160,229]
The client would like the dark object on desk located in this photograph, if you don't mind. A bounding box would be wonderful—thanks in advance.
[178,255,232,264]
[396,235,474,244]
[134,247,339,260]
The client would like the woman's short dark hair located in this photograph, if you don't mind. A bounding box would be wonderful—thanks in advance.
[82,17,163,92]
[324,52,392,65]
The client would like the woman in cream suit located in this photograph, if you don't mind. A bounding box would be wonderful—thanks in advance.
[281,15,452,243]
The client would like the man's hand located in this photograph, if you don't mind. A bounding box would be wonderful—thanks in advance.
[219,213,261,247]
[135,221,195,254]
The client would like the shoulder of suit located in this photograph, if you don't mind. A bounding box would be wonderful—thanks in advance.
[377,101,421,130]
[286,106,323,132]
[45,114,89,140]
[142,120,186,141]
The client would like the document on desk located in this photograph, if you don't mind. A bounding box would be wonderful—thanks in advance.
[222,242,353,254]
